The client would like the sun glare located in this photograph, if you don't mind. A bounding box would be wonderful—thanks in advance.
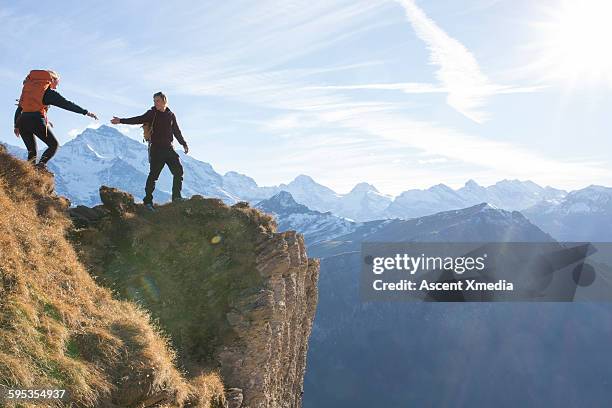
[532,0,612,86]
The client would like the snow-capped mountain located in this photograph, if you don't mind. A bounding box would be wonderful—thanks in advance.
[457,179,566,210]
[386,179,567,220]
[254,191,356,245]
[276,175,342,213]
[283,178,394,222]
[385,183,468,219]
[523,185,612,241]
[335,182,392,221]
[221,171,279,202]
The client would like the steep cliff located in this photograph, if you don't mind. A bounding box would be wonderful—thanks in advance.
[0,144,319,408]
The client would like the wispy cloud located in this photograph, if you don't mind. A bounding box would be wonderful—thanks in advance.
[393,0,544,122]
[397,0,494,122]
[295,1,546,123]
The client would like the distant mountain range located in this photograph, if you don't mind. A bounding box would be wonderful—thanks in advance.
[386,179,566,220]
[4,124,612,241]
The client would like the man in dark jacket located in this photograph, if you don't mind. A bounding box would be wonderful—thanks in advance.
[111,92,189,210]
[14,70,98,170]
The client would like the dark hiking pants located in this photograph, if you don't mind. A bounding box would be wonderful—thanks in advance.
[144,146,184,204]
[17,113,59,164]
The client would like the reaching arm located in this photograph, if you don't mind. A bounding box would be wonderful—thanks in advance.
[119,110,154,125]
[43,89,88,115]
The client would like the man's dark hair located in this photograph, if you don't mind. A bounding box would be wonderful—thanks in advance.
[153,91,167,102]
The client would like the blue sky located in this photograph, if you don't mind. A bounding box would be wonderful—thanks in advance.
[1,0,611,196]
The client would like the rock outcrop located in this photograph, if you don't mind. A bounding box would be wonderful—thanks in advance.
[0,144,319,408]
[69,187,320,408]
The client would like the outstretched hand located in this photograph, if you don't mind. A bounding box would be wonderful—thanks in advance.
[13,127,20,138]
[86,112,99,120]
[110,116,121,125]
[183,144,189,154]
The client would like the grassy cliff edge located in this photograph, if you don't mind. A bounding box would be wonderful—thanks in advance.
[0,144,319,408]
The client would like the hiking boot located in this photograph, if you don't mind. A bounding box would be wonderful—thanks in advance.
[172,196,186,203]
[144,203,156,212]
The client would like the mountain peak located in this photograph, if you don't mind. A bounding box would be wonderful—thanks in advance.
[271,190,299,206]
[292,174,316,185]
[96,124,116,132]
[450,202,497,213]
[281,174,340,204]
[583,184,610,191]
[79,124,122,138]
[464,179,480,188]
[65,124,143,156]
[496,178,539,187]
[256,190,313,214]
[349,182,379,195]
[428,183,454,192]
[478,202,498,210]
[70,125,137,148]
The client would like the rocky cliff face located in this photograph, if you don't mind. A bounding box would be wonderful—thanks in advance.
[218,228,319,408]
[69,187,320,408]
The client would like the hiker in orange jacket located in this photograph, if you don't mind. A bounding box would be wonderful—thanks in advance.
[111,91,189,210]
[13,70,98,171]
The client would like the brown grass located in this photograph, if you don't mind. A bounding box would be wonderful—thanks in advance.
[0,146,225,407]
